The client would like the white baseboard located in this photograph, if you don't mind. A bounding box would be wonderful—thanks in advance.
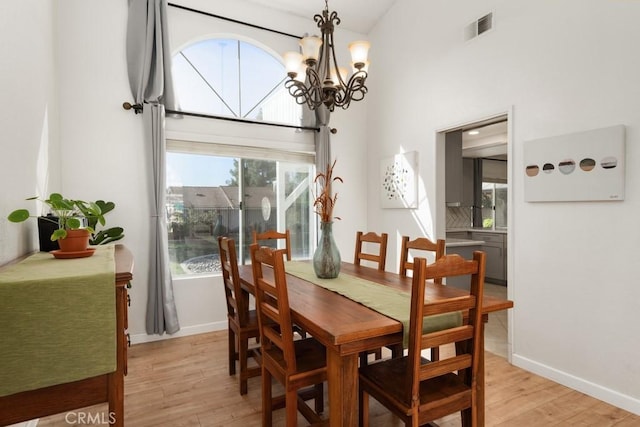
[512,353,640,416]
[130,321,227,345]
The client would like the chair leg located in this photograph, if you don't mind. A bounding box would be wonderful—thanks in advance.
[389,343,404,358]
[407,413,421,427]
[228,327,236,376]
[461,407,473,427]
[285,388,299,427]
[360,348,383,367]
[238,333,249,395]
[359,388,369,427]
[359,352,369,367]
[314,382,324,414]
[262,367,273,427]
[431,346,439,361]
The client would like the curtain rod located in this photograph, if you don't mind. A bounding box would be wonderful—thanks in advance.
[167,3,303,40]
[122,102,319,132]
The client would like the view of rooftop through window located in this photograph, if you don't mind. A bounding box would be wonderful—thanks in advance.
[166,153,312,276]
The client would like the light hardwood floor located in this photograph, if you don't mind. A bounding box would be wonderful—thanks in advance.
[36,325,639,427]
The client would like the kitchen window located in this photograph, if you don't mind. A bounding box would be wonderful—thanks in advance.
[481,182,507,229]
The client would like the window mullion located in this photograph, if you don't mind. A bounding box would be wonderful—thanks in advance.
[237,40,242,118]
[242,77,287,119]
[179,51,238,117]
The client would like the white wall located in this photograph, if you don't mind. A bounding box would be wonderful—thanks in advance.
[54,0,153,341]
[50,0,368,343]
[0,0,60,265]
[368,0,640,414]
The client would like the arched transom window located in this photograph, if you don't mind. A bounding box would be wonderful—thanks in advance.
[172,38,302,125]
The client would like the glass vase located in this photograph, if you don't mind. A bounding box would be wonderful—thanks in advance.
[313,221,341,279]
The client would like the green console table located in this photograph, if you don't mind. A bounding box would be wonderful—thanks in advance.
[0,244,133,427]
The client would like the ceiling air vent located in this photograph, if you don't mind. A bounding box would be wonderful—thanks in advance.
[465,12,493,41]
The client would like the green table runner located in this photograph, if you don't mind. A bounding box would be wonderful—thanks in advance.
[285,261,461,347]
[0,245,116,397]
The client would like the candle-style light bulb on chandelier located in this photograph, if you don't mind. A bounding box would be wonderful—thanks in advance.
[282,0,370,112]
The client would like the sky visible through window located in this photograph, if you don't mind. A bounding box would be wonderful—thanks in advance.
[167,152,234,187]
[172,38,293,120]
[168,37,300,188]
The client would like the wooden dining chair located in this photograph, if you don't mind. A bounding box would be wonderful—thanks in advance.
[398,235,447,362]
[399,235,445,284]
[354,231,391,365]
[218,236,261,395]
[253,229,292,261]
[253,229,309,339]
[359,252,486,427]
[250,244,327,426]
[353,231,388,271]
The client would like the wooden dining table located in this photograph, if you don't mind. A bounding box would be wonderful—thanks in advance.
[238,261,513,427]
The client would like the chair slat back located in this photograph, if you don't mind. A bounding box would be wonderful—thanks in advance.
[354,231,388,271]
[406,252,486,405]
[218,236,249,326]
[399,236,445,284]
[253,229,292,260]
[250,244,297,373]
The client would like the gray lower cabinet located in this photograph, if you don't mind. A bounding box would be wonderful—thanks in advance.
[444,242,484,290]
[471,232,506,284]
[445,231,469,240]
[482,243,505,283]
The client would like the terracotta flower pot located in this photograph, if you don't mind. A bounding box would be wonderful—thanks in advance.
[57,229,91,252]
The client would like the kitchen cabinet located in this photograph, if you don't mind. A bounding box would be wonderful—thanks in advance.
[471,231,506,284]
[445,130,463,205]
[462,158,475,207]
[445,238,484,290]
[446,231,469,240]
[445,130,475,206]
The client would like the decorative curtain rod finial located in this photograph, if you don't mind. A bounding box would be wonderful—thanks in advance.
[122,102,143,114]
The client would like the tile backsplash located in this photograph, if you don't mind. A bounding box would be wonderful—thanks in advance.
[446,206,472,229]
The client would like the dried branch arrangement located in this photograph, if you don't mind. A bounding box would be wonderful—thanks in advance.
[313,159,343,223]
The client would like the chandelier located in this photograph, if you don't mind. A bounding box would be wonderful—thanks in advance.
[283,0,370,112]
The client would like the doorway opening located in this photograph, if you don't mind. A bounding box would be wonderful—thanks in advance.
[439,112,511,359]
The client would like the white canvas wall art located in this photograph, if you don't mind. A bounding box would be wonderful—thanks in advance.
[524,125,625,202]
[380,151,418,208]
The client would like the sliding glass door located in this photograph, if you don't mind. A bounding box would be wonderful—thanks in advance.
[166,152,313,276]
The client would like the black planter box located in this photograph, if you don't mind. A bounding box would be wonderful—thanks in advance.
[38,215,60,252]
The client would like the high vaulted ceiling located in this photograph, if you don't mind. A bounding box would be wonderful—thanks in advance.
[239,0,397,34]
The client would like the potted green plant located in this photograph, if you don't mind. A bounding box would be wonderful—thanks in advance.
[78,200,125,246]
[7,193,123,256]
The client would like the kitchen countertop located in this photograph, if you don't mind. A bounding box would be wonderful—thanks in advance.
[445,238,486,247]
[446,228,508,234]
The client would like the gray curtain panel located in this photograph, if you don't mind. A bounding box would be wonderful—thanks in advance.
[126,0,180,335]
[314,105,332,173]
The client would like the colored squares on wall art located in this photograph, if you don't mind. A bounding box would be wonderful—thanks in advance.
[380,151,418,208]
[524,125,625,202]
